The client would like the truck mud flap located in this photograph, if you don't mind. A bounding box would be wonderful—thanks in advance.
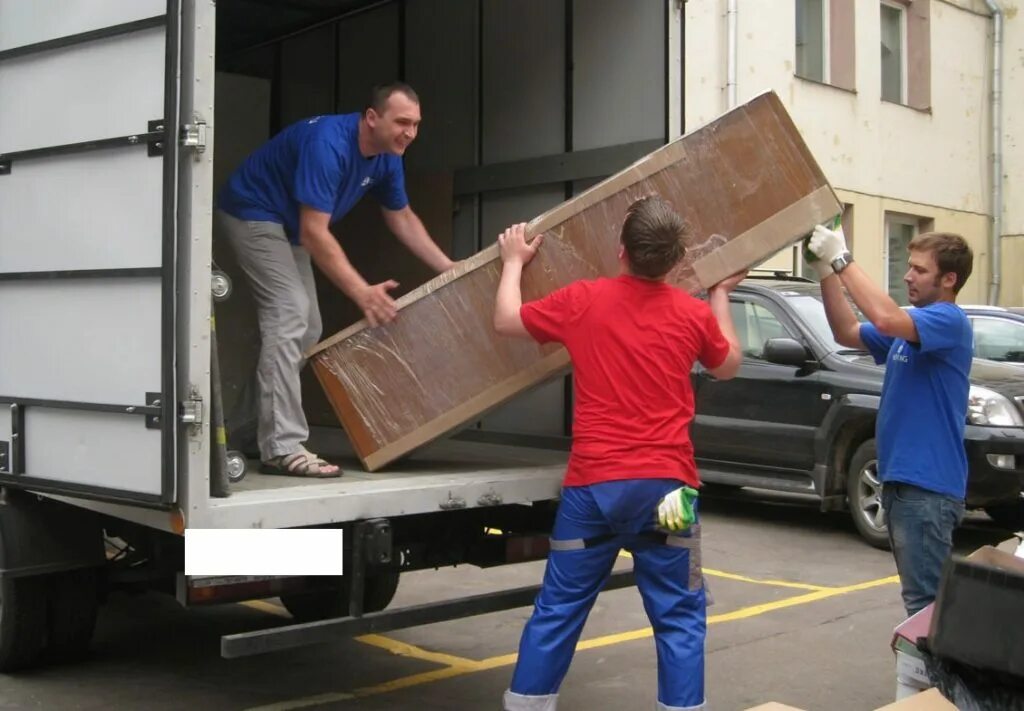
[221,568,637,658]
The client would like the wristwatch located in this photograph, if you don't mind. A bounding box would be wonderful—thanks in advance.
[830,251,854,274]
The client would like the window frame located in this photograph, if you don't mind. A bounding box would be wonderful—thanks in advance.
[730,295,799,362]
[969,315,1024,363]
[795,0,831,83]
[880,0,909,105]
[883,212,919,305]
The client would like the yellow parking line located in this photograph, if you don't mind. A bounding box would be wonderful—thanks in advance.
[619,551,827,591]
[703,568,829,591]
[241,600,292,618]
[356,633,481,669]
[245,574,898,710]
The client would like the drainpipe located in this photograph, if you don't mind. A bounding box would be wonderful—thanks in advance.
[983,0,1004,305]
[726,0,738,108]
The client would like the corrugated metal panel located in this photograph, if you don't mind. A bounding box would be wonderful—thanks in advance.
[481,0,565,164]
[572,0,665,151]
[405,0,478,174]
[280,25,335,125]
[335,3,399,112]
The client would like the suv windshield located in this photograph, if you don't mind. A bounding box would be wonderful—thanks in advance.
[783,293,868,355]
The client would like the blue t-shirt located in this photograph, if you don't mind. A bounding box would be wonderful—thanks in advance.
[860,302,973,499]
[216,113,409,243]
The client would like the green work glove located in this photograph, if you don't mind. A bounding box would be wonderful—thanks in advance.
[803,214,843,280]
[657,486,699,532]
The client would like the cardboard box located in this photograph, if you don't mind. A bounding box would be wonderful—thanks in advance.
[891,604,935,698]
[742,690,956,711]
[927,545,1024,679]
[874,688,956,710]
[309,90,841,471]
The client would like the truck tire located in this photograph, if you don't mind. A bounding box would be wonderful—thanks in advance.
[0,575,49,672]
[45,568,99,662]
[847,439,891,550]
[281,571,400,622]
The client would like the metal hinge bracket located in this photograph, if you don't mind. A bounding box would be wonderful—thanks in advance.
[180,120,208,155]
[179,396,204,427]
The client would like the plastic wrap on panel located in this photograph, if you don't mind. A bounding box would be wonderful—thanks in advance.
[309,91,842,471]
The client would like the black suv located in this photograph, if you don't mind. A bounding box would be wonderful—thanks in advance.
[692,276,1024,548]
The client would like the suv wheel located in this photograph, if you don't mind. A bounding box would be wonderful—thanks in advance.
[847,439,891,550]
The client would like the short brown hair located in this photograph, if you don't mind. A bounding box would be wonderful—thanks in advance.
[620,196,687,279]
[908,232,973,294]
[367,82,419,115]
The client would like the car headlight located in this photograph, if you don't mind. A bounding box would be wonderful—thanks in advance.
[967,386,1024,427]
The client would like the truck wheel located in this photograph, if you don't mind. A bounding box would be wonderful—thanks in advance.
[847,439,891,550]
[984,501,1024,531]
[0,575,49,672]
[45,568,99,662]
[281,571,400,622]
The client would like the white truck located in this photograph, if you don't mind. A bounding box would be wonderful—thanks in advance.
[0,0,683,669]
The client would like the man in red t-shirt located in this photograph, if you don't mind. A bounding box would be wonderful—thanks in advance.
[494,196,743,711]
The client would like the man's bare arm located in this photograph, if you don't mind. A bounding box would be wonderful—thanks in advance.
[299,206,397,326]
[705,272,746,380]
[493,223,542,339]
[819,273,868,349]
[382,206,456,273]
[808,225,917,342]
[835,264,918,342]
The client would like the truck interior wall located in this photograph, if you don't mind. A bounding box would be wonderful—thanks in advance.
[211,0,671,447]
[474,0,569,437]
[403,0,478,261]
[279,25,335,126]
[211,72,271,421]
[572,0,665,151]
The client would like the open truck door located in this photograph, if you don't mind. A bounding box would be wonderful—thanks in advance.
[0,0,201,506]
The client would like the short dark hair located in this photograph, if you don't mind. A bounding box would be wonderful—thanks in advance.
[909,232,973,294]
[620,196,687,279]
[367,82,419,115]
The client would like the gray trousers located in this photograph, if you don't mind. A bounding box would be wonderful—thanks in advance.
[217,210,322,461]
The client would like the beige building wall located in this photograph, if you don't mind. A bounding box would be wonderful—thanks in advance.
[685,0,1019,304]
[996,2,1023,305]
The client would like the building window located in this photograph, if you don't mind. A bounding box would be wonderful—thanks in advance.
[795,0,856,91]
[796,0,826,82]
[885,212,933,305]
[880,2,906,103]
[879,0,930,109]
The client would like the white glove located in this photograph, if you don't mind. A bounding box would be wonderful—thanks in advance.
[656,486,698,532]
[808,224,849,266]
[806,254,834,281]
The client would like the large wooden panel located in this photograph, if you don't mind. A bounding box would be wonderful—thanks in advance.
[309,92,841,471]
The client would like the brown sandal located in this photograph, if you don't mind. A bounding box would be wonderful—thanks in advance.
[260,449,341,478]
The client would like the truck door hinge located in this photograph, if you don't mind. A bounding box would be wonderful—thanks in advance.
[179,397,204,427]
[179,121,208,156]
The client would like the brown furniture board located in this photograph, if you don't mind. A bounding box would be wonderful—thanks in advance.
[309,91,841,471]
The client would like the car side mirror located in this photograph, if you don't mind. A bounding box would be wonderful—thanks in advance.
[763,337,812,367]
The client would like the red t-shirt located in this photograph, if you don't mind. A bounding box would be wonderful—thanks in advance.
[520,275,730,488]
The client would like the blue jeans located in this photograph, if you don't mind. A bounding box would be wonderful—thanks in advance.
[882,482,965,617]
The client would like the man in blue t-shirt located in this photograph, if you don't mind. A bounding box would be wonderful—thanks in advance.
[807,225,974,616]
[216,82,454,477]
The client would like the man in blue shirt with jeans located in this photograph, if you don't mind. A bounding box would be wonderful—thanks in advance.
[217,83,454,477]
[807,226,974,617]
